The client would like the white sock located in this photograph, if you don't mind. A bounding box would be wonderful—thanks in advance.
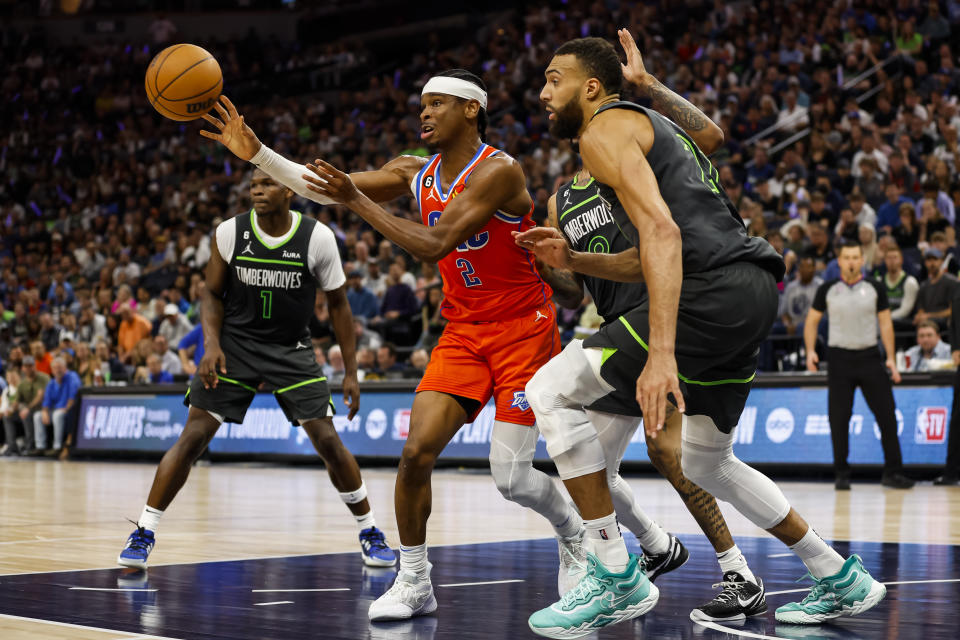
[138,505,163,533]
[609,475,668,553]
[399,543,429,581]
[584,513,629,572]
[354,511,375,532]
[555,512,584,540]
[789,528,845,579]
[716,544,756,584]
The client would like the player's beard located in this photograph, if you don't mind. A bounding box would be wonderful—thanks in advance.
[549,96,584,140]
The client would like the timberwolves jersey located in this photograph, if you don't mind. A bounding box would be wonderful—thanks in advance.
[591,101,785,281]
[223,210,317,343]
[555,174,646,320]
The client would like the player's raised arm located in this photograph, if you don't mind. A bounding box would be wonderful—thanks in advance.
[303,155,525,264]
[200,96,422,204]
[580,114,684,430]
[617,29,724,155]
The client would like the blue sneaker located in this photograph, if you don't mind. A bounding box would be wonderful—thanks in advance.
[118,526,155,569]
[775,555,886,624]
[360,526,397,567]
[529,553,659,639]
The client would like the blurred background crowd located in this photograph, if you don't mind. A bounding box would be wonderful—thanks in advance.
[2,0,960,455]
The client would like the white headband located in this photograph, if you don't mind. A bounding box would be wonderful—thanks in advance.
[421,76,487,109]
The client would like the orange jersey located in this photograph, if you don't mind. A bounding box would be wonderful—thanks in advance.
[412,144,552,322]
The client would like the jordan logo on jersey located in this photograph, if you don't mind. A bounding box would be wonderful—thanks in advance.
[535,310,548,322]
[241,241,254,256]
[562,189,571,209]
[511,391,530,412]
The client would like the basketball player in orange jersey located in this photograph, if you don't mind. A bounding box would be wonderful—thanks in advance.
[201,72,672,621]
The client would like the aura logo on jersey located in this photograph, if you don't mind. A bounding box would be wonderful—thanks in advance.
[765,407,794,444]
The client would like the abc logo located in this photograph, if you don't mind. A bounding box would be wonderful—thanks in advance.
[765,408,795,444]
[186,98,217,114]
[364,409,388,440]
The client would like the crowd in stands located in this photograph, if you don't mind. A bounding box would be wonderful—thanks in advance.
[2,1,960,455]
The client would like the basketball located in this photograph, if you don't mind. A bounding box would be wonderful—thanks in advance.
[145,43,222,122]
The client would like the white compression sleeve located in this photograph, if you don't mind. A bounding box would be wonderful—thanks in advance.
[250,144,335,204]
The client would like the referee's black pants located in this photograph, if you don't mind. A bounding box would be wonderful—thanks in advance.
[828,347,904,473]
[945,368,960,479]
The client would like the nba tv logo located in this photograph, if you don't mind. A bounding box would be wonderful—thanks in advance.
[915,407,948,444]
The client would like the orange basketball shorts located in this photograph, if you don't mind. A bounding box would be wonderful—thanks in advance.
[417,302,560,426]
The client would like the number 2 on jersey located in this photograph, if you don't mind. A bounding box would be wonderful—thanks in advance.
[455,258,481,287]
[260,290,273,319]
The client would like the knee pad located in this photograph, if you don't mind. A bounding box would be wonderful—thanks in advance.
[526,340,613,457]
[489,459,546,507]
[681,414,790,530]
[551,432,607,481]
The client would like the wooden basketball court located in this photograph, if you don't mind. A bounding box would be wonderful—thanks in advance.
[1,459,958,639]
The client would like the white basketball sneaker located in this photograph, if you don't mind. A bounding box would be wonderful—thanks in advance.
[368,564,437,621]
[557,530,587,596]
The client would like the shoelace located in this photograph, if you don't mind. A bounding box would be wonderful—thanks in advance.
[360,528,390,553]
[794,572,829,603]
[124,519,152,552]
[708,580,748,604]
[559,538,586,572]
[560,572,602,607]
[385,575,422,602]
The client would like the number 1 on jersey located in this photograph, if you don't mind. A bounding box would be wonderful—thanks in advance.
[455,258,481,287]
[260,290,273,319]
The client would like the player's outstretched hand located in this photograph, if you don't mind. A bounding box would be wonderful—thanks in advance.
[197,344,227,390]
[636,352,685,438]
[199,96,262,162]
[512,228,573,270]
[343,373,360,420]
[303,159,361,204]
[618,28,650,88]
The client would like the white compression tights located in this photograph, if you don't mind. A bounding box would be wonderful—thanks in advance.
[488,420,580,537]
[681,414,791,529]
[524,340,663,538]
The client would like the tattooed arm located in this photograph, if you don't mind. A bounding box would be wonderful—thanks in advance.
[534,194,586,310]
[618,28,725,155]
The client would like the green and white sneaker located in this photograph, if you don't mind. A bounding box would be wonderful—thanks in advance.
[528,552,659,639]
[775,555,886,624]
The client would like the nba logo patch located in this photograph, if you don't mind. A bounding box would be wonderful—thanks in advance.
[915,407,948,444]
[511,391,530,412]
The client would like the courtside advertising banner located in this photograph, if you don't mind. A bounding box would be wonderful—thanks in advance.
[75,385,952,465]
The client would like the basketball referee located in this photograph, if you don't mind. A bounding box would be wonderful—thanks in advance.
[803,241,914,490]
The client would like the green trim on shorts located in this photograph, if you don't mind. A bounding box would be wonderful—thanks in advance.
[184,388,191,400]
[218,375,257,392]
[236,255,304,267]
[601,347,617,366]
[275,377,327,394]
[616,316,756,386]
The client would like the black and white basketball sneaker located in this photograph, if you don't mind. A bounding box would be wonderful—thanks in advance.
[690,572,767,622]
[641,533,689,581]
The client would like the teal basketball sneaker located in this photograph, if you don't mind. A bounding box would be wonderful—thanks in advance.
[528,552,659,639]
[775,555,886,624]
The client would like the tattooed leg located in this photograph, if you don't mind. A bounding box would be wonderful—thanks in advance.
[646,407,735,553]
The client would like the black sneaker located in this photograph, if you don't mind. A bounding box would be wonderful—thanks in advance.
[690,572,767,622]
[641,533,689,582]
[834,470,851,490]
[933,474,959,486]
[881,472,914,489]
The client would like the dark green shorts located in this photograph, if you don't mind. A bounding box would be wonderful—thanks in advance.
[584,262,779,432]
[185,331,333,425]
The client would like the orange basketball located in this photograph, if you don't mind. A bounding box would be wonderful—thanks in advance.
[145,44,222,122]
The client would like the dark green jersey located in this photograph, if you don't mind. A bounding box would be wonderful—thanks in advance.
[556,174,646,321]
[222,210,318,344]
[592,101,785,281]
